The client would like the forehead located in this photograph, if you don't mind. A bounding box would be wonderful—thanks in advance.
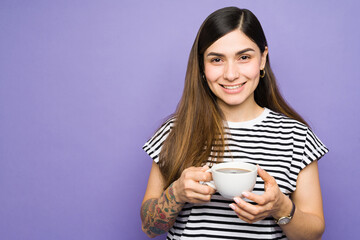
[204,30,260,54]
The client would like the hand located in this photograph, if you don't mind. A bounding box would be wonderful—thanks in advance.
[230,165,292,223]
[173,166,216,204]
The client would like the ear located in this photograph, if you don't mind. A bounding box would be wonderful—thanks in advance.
[260,46,268,70]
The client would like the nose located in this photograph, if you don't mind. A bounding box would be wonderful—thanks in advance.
[223,62,239,81]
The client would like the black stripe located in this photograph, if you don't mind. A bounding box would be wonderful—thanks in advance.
[225,139,296,147]
[225,143,295,153]
[228,134,295,141]
[182,226,284,235]
[180,232,286,240]
[256,124,307,132]
[210,149,292,158]
[254,184,293,193]
[226,128,307,137]
[178,211,239,218]
[185,218,278,228]
[211,155,303,167]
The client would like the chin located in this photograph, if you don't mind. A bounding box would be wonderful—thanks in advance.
[221,101,245,107]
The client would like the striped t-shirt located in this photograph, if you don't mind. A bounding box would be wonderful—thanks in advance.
[143,108,328,240]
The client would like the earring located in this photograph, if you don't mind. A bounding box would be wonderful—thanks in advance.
[202,74,206,80]
[260,69,266,78]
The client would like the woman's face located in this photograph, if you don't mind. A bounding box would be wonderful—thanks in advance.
[203,29,268,113]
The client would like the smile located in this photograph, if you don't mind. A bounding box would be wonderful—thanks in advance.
[221,82,246,89]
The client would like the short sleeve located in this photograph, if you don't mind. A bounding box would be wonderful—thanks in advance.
[301,128,329,169]
[142,118,175,163]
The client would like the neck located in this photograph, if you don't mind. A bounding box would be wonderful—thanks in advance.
[218,98,264,122]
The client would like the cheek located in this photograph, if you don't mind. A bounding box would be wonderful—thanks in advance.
[204,65,222,82]
[241,63,260,79]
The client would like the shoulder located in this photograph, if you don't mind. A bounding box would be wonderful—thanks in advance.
[157,116,176,135]
[143,116,176,148]
[143,116,177,162]
[265,109,328,159]
[262,109,309,132]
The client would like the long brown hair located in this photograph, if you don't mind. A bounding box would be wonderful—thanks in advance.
[159,7,308,189]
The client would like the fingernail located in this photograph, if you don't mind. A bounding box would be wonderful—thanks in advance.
[201,165,209,171]
[233,197,240,204]
[242,192,249,198]
[229,204,236,210]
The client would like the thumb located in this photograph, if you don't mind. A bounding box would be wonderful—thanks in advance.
[257,165,276,188]
[201,165,210,171]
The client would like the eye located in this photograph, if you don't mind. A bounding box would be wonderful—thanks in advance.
[239,55,250,61]
[211,58,222,63]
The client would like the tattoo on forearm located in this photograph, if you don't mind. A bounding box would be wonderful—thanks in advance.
[141,183,184,237]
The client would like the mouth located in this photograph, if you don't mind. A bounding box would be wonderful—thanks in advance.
[221,82,247,90]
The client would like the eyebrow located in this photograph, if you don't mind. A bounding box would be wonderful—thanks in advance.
[206,48,255,57]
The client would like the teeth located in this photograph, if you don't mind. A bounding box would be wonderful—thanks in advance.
[223,82,245,89]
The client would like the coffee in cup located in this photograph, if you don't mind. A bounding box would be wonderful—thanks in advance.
[203,162,257,199]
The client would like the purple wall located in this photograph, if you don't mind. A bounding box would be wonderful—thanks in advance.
[0,0,359,239]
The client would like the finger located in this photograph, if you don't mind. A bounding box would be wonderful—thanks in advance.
[234,197,264,216]
[229,203,257,223]
[230,201,269,224]
[185,166,207,173]
[206,185,216,195]
[186,191,213,203]
[257,165,275,184]
[198,184,216,195]
[192,182,216,195]
[203,171,213,182]
[241,191,270,206]
[201,165,209,171]
[183,168,210,182]
[200,165,214,182]
[185,179,215,195]
[184,166,212,182]
[194,172,213,182]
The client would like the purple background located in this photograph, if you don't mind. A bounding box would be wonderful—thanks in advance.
[1,0,359,239]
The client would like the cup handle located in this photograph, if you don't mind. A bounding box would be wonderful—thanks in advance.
[200,169,216,190]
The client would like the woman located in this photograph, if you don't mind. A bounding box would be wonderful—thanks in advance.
[141,7,328,240]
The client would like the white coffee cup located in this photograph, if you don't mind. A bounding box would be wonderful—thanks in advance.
[203,162,257,199]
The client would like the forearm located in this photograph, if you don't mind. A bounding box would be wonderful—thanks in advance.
[279,198,325,240]
[140,183,184,238]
